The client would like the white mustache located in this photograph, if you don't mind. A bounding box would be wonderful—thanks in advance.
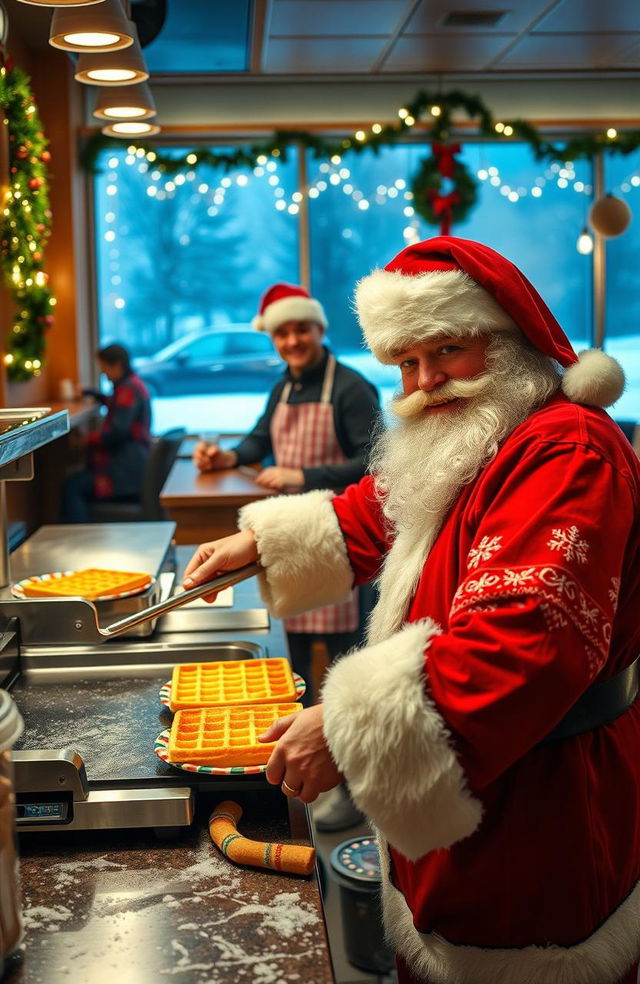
[390,373,492,419]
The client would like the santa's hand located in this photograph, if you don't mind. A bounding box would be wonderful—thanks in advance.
[259,704,343,803]
[255,466,304,491]
[182,529,257,601]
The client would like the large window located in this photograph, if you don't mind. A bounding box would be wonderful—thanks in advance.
[94,147,299,430]
[94,138,638,433]
[602,149,640,421]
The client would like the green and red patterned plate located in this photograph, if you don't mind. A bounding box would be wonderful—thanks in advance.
[154,729,268,776]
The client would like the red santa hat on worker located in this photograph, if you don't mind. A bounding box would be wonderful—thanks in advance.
[252,283,328,333]
[355,236,625,408]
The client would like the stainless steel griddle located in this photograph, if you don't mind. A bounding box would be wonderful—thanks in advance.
[6,562,267,834]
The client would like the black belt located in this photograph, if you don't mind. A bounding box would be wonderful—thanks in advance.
[541,656,640,745]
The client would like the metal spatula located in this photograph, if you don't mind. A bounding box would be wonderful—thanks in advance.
[3,562,262,645]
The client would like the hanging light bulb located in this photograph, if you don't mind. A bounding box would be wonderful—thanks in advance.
[576,227,594,255]
[75,23,149,85]
[101,120,161,138]
[49,0,134,52]
[93,82,156,120]
[19,0,103,5]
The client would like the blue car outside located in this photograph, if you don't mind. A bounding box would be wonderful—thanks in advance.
[132,326,284,396]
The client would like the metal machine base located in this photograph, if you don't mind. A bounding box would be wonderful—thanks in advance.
[13,749,194,833]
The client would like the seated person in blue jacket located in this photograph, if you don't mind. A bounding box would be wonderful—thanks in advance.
[60,343,152,523]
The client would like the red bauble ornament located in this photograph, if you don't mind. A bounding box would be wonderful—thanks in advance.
[40,150,51,164]
[33,252,42,261]
[28,178,41,190]
[15,146,28,160]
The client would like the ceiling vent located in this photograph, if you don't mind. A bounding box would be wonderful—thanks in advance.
[440,10,508,28]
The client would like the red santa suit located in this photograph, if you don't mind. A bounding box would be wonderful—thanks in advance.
[238,238,640,984]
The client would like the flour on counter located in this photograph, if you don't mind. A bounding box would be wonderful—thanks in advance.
[22,904,74,931]
[21,842,324,983]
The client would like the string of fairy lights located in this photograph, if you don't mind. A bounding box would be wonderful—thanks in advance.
[99,143,640,310]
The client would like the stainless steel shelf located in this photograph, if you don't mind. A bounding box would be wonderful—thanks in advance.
[0,408,69,469]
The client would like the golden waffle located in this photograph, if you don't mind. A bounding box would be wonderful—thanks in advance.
[169,658,296,712]
[167,703,302,766]
[19,568,152,601]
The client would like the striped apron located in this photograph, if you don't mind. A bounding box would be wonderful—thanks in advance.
[271,354,359,633]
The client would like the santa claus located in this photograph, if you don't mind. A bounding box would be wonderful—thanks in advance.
[184,237,640,984]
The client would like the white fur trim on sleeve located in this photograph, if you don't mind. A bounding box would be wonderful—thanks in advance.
[322,619,482,860]
[238,490,354,618]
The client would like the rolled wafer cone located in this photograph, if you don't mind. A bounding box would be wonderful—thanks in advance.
[209,800,316,877]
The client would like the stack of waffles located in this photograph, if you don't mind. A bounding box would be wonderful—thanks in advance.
[19,568,152,600]
[166,658,302,767]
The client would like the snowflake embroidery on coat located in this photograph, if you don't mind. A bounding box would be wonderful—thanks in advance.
[503,567,536,587]
[547,525,589,564]
[539,601,568,632]
[608,577,621,606]
[468,535,503,569]
[452,563,610,670]
[579,594,600,628]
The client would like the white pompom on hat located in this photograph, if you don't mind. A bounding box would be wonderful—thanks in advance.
[355,236,624,409]
[252,282,328,333]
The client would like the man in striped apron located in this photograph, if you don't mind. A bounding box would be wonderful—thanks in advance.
[194,284,380,831]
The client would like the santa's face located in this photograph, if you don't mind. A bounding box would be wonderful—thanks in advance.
[271,320,325,377]
[391,335,491,412]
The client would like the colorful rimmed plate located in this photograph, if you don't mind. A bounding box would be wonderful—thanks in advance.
[154,729,267,776]
[11,571,156,603]
[158,673,306,709]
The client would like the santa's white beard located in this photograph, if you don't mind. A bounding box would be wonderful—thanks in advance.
[364,334,559,642]
[370,333,560,538]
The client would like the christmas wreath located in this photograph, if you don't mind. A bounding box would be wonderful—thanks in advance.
[411,143,479,234]
[0,59,55,382]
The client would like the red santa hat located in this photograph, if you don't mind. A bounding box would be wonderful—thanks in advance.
[252,283,328,333]
[355,236,624,408]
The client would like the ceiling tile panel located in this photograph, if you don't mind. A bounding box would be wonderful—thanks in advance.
[144,0,250,73]
[270,0,407,36]
[383,34,517,72]
[533,0,640,33]
[496,34,640,70]
[405,0,549,34]
[264,37,388,73]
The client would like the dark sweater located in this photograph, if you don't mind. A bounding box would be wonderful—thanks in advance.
[233,347,380,492]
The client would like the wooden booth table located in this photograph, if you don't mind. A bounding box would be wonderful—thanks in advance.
[160,458,273,544]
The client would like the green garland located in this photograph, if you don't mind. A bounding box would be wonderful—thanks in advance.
[0,60,56,382]
[80,86,640,176]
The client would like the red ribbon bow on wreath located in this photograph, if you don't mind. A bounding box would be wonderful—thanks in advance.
[427,189,461,235]
[432,141,461,178]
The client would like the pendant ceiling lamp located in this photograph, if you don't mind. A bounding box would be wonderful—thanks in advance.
[101,120,161,138]
[18,0,105,7]
[75,23,148,85]
[49,0,134,52]
[93,81,156,120]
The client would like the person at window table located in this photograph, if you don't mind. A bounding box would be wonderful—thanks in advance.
[60,343,151,523]
[182,237,640,984]
[193,283,379,496]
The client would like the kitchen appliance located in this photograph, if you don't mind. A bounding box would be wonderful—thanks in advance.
[0,409,277,836]
[4,562,264,834]
[0,689,24,973]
